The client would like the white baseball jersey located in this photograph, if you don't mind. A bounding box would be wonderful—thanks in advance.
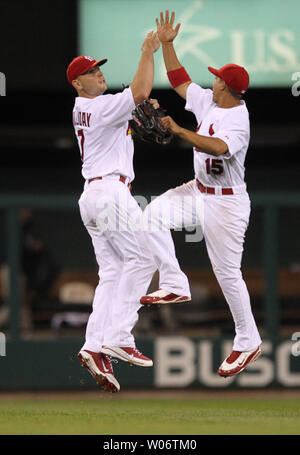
[185,82,250,188]
[73,87,135,182]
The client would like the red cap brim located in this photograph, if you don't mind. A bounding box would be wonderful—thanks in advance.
[93,59,108,68]
[208,66,220,77]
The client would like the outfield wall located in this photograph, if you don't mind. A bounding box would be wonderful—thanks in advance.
[0,337,299,389]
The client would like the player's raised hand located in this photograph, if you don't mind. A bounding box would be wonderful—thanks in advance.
[156,10,181,43]
[142,31,161,53]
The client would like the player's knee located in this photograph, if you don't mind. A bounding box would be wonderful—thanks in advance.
[142,200,162,232]
[99,265,122,282]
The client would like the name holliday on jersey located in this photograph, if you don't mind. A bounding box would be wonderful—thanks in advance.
[73,111,92,127]
[73,111,132,135]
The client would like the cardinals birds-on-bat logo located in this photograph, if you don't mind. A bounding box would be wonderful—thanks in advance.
[209,123,215,136]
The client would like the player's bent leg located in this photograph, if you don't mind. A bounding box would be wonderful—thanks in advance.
[101,244,155,365]
[140,181,200,303]
[101,192,156,361]
[102,228,156,356]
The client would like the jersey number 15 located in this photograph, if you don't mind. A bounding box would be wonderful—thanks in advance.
[205,158,224,175]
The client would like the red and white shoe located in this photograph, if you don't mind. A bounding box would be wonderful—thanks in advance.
[101,346,153,367]
[218,346,262,378]
[140,289,191,305]
[78,350,120,392]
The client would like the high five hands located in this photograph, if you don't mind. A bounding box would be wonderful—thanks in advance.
[142,10,180,52]
[156,10,181,43]
[142,30,161,53]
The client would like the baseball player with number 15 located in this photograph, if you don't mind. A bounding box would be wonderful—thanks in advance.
[141,11,262,378]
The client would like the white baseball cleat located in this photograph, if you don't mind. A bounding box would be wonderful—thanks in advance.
[218,346,262,378]
[140,289,192,305]
[78,350,120,392]
[101,346,153,367]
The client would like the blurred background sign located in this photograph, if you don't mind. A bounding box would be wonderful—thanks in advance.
[80,0,300,88]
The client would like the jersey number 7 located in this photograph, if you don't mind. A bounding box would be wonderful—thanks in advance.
[205,158,224,175]
[77,129,85,161]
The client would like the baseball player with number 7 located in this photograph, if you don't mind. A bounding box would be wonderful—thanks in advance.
[66,31,160,392]
[140,11,262,377]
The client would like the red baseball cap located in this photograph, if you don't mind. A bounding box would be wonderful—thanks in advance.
[208,63,249,94]
[67,55,107,84]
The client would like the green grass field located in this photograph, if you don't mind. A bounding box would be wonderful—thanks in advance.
[0,394,299,435]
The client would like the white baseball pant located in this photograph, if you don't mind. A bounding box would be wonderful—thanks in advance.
[78,176,156,351]
[143,179,262,352]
